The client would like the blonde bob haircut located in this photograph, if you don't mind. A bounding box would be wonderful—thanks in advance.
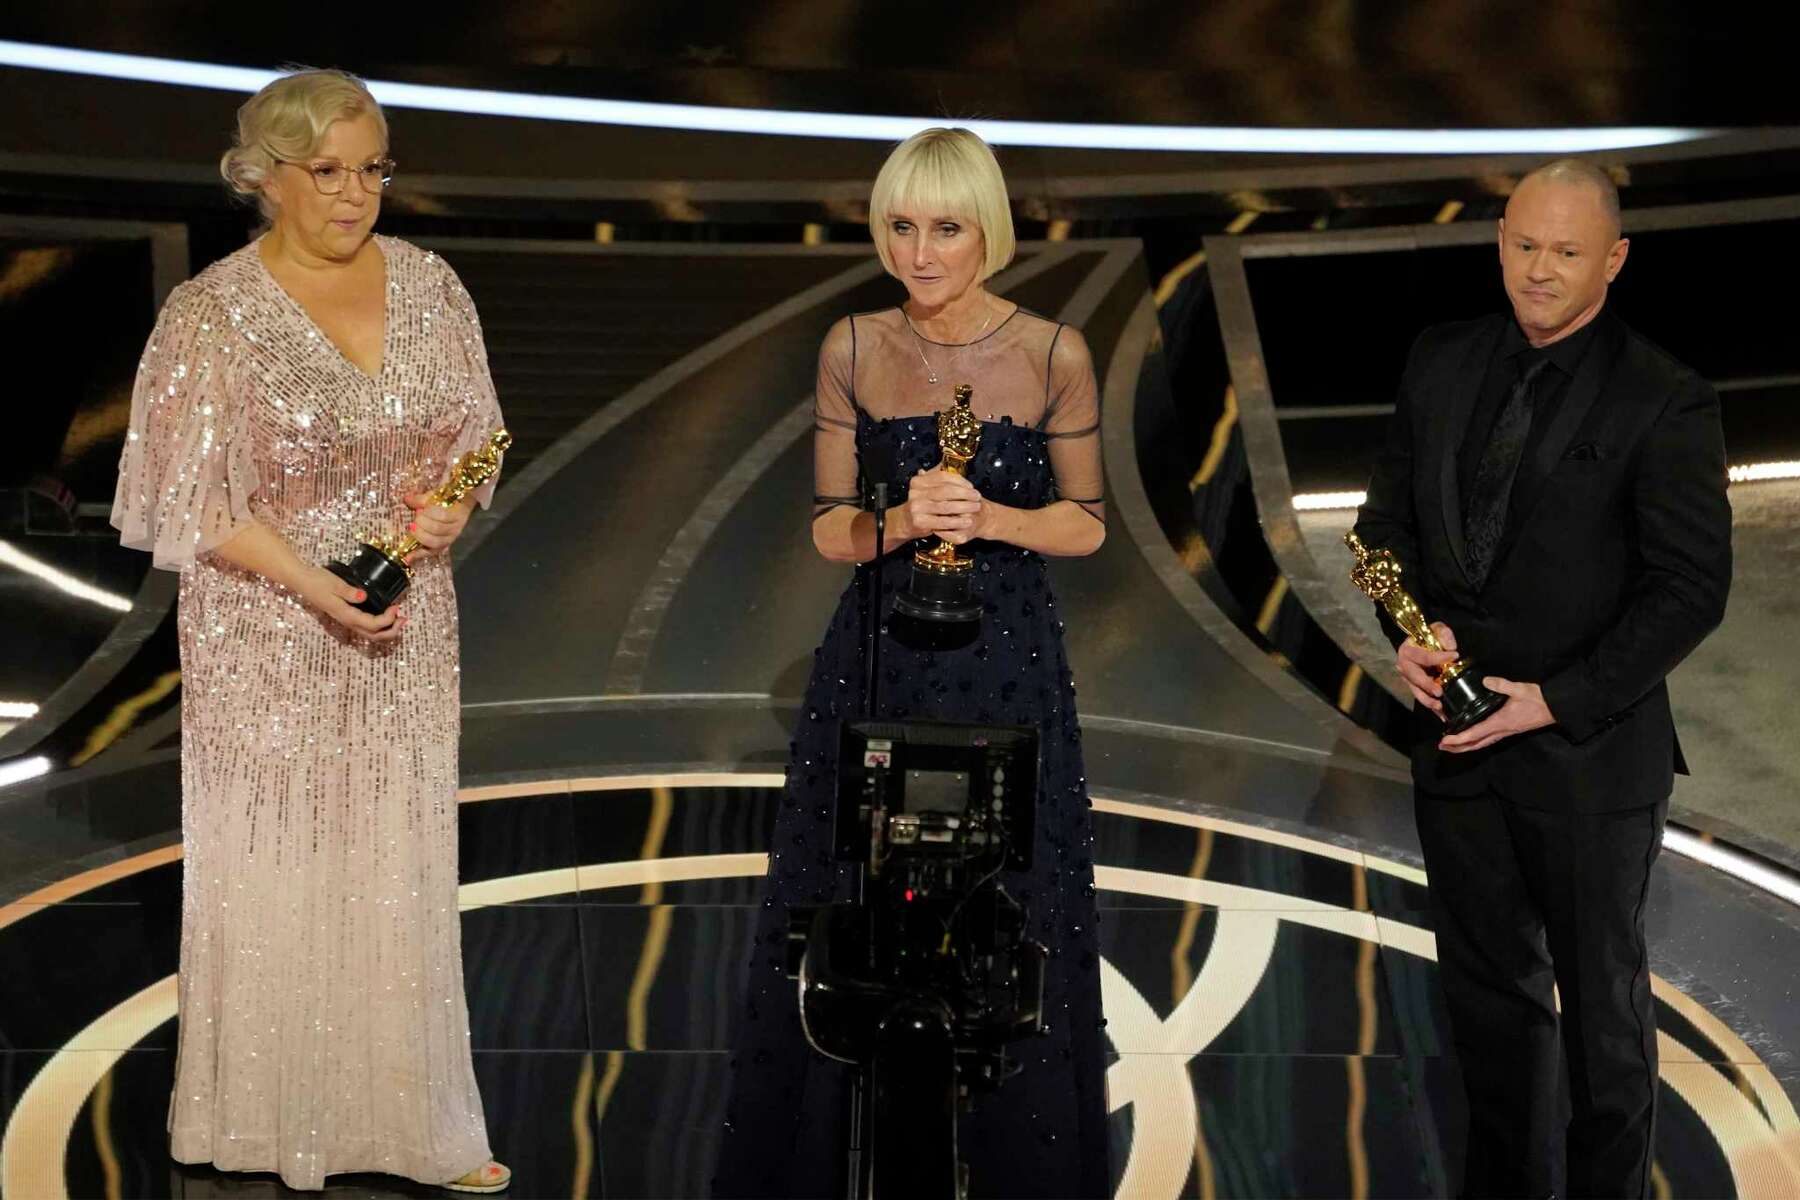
[868,128,1016,282]
[219,68,388,217]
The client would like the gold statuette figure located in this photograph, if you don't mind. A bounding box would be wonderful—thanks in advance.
[894,385,984,624]
[327,429,512,615]
[915,384,983,576]
[1344,530,1504,733]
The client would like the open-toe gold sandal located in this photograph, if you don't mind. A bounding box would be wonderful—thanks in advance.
[444,1160,511,1194]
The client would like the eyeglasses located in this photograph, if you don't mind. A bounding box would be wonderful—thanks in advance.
[280,157,396,196]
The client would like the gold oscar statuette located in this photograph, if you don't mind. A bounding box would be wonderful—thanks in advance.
[1344,530,1505,733]
[893,385,984,624]
[326,429,513,615]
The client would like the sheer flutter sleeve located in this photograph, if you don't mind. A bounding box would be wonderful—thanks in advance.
[812,315,862,521]
[1042,324,1104,522]
[439,255,507,509]
[111,280,259,571]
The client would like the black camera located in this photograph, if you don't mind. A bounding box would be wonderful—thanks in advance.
[787,719,1047,1198]
[833,719,1036,872]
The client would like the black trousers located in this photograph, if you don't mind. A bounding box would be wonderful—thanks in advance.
[1416,787,1666,1199]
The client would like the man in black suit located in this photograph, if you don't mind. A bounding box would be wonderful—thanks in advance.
[1354,159,1732,1198]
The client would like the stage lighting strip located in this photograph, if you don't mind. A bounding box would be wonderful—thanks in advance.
[0,755,52,789]
[0,540,133,612]
[1729,460,1800,483]
[1665,827,1800,908]
[3,775,1796,1199]
[1294,460,1800,511]
[0,40,1708,156]
[1292,490,1371,512]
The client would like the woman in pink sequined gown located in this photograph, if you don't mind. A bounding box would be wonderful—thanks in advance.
[111,71,507,1193]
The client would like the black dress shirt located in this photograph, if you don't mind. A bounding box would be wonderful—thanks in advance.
[1457,311,1606,532]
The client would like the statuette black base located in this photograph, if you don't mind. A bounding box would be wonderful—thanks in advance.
[1441,666,1506,734]
[325,544,410,616]
[893,562,981,624]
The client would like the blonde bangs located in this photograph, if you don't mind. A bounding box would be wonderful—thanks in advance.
[869,128,1016,281]
[879,146,979,227]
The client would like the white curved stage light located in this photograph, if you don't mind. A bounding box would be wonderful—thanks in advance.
[0,40,1709,155]
[1665,828,1800,908]
[0,756,52,790]
[0,541,133,612]
[1728,459,1800,483]
[1296,461,1798,512]
[1292,490,1368,511]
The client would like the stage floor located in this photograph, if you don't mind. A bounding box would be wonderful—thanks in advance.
[2,775,1795,1198]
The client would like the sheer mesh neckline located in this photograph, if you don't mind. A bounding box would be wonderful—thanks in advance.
[833,306,1078,426]
[900,303,1022,347]
[811,304,1105,523]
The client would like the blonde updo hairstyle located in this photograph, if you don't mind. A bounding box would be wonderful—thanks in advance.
[219,68,388,218]
[868,127,1016,283]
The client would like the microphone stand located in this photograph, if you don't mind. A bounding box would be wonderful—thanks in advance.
[847,479,886,1200]
[864,482,887,724]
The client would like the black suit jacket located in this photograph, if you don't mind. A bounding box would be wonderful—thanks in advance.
[1354,310,1732,811]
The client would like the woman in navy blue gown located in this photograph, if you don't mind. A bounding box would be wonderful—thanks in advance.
[714,127,1110,1199]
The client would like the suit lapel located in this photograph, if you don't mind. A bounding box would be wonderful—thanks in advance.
[1501,313,1627,552]
[1436,317,1503,591]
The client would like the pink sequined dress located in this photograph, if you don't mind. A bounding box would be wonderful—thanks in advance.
[111,235,499,1190]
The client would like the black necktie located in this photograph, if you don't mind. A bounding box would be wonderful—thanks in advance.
[1463,357,1551,589]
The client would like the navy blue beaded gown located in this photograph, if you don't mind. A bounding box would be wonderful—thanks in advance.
[714,306,1111,1199]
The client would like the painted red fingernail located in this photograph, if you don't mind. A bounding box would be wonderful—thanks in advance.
[355,590,366,601]
[407,523,418,532]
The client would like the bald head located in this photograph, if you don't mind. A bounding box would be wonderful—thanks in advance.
[1497,158,1630,346]
[1515,159,1621,239]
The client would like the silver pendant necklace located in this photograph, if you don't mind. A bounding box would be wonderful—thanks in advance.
[904,305,994,385]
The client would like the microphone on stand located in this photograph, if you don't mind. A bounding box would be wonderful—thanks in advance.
[864,481,888,724]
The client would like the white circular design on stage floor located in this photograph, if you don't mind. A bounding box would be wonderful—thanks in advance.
[3,775,1796,1199]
